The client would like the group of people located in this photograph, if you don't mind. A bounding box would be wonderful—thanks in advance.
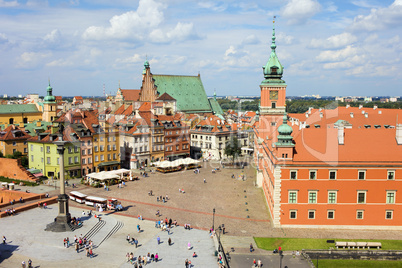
[184,223,191,230]
[70,216,82,226]
[126,252,159,267]
[126,234,139,248]
[3,207,16,216]
[253,259,263,267]
[156,194,168,203]
[20,259,33,268]
[73,234,94,257]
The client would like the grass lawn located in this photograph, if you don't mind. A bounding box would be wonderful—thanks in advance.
[254,237,402,251]
[311,259,402,268]
[0,176,38,186]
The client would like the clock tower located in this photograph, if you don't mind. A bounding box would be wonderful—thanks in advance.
[258,19,287,142]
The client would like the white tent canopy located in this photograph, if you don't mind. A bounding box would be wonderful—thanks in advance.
[86,171,119,181]
[155,158,200,168]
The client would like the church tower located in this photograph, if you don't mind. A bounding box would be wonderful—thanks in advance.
[42,82,57,122]
[139,60,158,102]
[259,19,287,141]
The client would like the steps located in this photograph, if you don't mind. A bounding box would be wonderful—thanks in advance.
[97,220,124,247]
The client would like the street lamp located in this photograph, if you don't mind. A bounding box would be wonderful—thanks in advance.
[279,249,284,268]
[212,208,216,231]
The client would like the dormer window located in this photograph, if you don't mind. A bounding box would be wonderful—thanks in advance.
[271,67,277,74]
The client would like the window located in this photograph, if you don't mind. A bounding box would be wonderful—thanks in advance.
[88,149,91,155]
[271,102,276,109]
[308,191,317,204]
[113,136,116,141]
[327,210,335,219]
[308,210,315,219]
[356,210,364,219]
[288,191,297,204]
[12,141,16,146]
[113,153,116,160]
[24,141,27,145]
[176,145,179,151]
[357,191,366,204]
[94,146,98,152]
[290,170,297,180]
[386,210,393,219]
[47,157,50,164]
[82,158,86,164]
[82,150,86,155]
[24,148,27,153]
[309,170,317,180]
[68,157,72,164]
[388,170,395,180]
[386,191,395,204]
[95,155,98,162]
[113,144,116,150]
[100,155,104,161]
[358,170,366,180]
[74,156,79,163]
[41,157,44,163]
[31,145,33,151]
[13,149,16,153]
[87,140,91,146]
[290,210,297,219]
[328,191,337,204]
[100,145,104,151]
[74,146,78,153]
[68,147,72,153]
[329,170,337,180]
[107,137,110,142]
[108,154,111,161]
[88,157,92,164]
[40,147,43,152]
[107,145,111,151]
[100,137,104,142]
[31,155,34,162]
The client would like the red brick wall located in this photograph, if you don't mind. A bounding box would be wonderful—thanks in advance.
[0,158,36,182]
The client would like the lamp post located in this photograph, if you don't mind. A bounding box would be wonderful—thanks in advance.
[45,137,72,232]
[212,208,216,231]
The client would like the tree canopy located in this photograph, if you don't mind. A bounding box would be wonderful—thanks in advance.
[224,137,242,163]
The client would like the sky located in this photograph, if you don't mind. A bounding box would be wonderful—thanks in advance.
[0,0,401,98]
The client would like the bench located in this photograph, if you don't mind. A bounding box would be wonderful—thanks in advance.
[367,242,382,249]
[335,241,381,249]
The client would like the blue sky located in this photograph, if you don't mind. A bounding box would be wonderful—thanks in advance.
[0,0,401,97]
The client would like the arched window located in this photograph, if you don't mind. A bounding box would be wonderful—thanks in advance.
[9,118,14,124]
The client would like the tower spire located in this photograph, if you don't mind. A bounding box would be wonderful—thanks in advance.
[271,16,276,52]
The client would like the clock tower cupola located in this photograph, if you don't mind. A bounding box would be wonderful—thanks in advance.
[260,18,286,116]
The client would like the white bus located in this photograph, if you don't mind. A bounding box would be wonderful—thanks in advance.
[69,191,88,204]
[84,196,107,208]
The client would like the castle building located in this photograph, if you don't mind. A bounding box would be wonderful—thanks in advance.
[255,21,402,229]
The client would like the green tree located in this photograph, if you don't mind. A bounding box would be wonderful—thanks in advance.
[224,137,242,164]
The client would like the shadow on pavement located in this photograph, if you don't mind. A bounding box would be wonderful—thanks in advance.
[0,243,19,264]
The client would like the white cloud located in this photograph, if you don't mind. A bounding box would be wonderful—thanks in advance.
[0,33,9,44]
[82,0,165,40]
[316,46,358,62]
[240,35,260,46]
[44,29,61,43]
[46,59,73,67]
[282,0,321,25]
[311,32,357,49]
[197,1,227,12]
[276,32,294,45]
[350,0,402,31]
[115,54,142,64]
[0,0,19,7]
[323,61,353,69]
[17,52,51,68]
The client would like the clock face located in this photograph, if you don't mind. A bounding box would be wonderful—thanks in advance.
[270,90,278,100]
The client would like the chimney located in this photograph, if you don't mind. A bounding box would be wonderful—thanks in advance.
[338,125,344,145]
[364,113,368,118]
[36,121,41,127]
[350,112,354,118]
[305,113,309,118]
[359,105,363,109]
[320,112,323,118]
[373,105,377,110]
[346,104,350,108]
[378,110,382,114]
[397,124,402,145]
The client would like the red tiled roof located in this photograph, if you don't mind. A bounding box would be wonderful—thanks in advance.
[0,125,32,141]
[156,92,176,101]
[121,89,140,101]
[139,102,151,112]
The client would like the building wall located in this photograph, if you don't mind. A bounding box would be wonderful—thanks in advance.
[0,112,42,126]
[93,132,120,171]
[0,158,36,182]
[280,167,402,228]
[80,136,93,176]
[0,140,28,156]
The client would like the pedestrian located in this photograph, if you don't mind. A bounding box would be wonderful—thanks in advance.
[253,259,256,267]
[137,224,141,233]
[257,259,262,267]
[134,238,138,248]
[250,243,254,252]
[21,260,26,268]
[86,247,89,257]
[157,236,160,245]
[168,237,172,246]
[75,242,79,253]
[204,179,206,183]
[63,238,66,247]
[193,252,197,257]
[126,252,130,262]
[151,253,155,262]
[127,234,130,243]
[155,253,159,262]
[165,194,168,200]
[188,242,191,250]
[185,259,189,268]
[28,259,32,268]
[66,237,70,248]
[90,248,93,258]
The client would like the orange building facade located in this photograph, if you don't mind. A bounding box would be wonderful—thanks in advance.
[255,22,402,229]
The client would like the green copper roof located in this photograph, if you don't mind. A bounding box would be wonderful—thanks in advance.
[153,75,213,113]
[276,114,294,147]
[143,60,149,74]
[0,104,40,114]
[44,82,56,103]
[24,121,52,136]
[209,97,224,115]
[262,20,285,85]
